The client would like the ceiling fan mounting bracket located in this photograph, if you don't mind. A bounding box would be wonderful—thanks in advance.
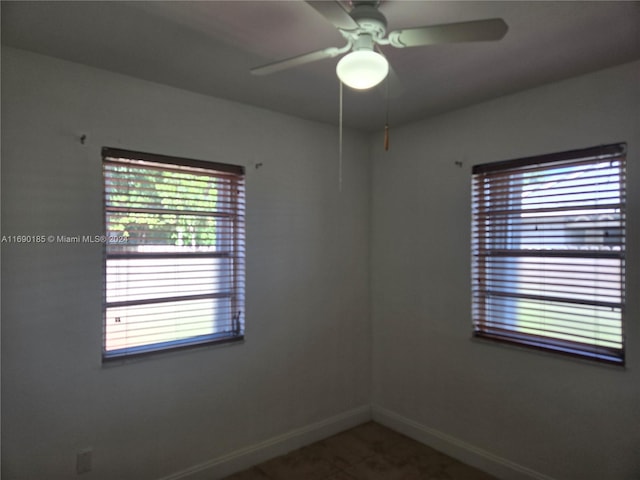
[386,31,406,48]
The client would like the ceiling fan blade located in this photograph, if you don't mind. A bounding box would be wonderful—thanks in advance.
[389,18,508,48]
[306,1,359,31]
[251,47,340,76]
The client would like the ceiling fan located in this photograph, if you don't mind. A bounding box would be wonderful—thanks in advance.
[251,1,508,90]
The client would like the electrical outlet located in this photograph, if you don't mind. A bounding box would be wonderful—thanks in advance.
[76,449,92,474]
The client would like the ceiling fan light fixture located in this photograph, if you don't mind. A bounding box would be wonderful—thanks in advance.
[336,50,389,90]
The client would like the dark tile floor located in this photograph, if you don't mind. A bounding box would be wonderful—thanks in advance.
[223,422,497,480]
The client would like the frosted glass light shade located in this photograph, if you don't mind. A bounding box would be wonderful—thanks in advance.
[336,50,389,90]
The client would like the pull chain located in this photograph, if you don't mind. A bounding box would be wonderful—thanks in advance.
[384,75,390,151]
[339,80,344,192]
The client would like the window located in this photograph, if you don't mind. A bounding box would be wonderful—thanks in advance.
[471,144,626,365]
[102,147,245,360]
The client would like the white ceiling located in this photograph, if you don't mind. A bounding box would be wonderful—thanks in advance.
[2,1,639,132]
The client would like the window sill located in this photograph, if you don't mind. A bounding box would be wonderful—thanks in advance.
[101,335,245,367]
[470,334,626,370]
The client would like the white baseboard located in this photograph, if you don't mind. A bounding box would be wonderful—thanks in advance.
[159,403,555,480]
[158,405,372,480]
[372,404,556,480]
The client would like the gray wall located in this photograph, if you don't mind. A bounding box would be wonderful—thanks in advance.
[371,60,640,480]
[1,47,371,480]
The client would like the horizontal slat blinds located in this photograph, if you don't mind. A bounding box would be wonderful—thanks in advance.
[471,144,626,365]
[102,148,245,360]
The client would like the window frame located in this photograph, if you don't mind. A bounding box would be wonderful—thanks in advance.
[101,147,246,362]
[471,143,626,365]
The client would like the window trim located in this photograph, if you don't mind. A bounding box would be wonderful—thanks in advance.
[471,143,626,365]
[101,147,246,362]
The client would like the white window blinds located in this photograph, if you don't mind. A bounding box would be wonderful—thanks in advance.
[102,148,245,360]
[471,144,626,365]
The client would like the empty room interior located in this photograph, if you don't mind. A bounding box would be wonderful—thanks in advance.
[1,1,639,479]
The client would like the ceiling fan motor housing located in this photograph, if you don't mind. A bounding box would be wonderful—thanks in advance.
[349,5,387,40]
